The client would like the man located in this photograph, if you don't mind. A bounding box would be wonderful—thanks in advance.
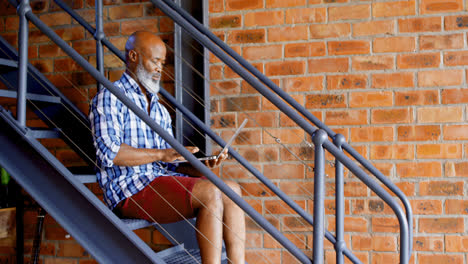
[89,31,245,264]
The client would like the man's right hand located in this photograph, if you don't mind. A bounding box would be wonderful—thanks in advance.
[159,146,199,162]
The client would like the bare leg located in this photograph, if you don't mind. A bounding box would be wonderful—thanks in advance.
[192,180,224,264]
[223,181,245,264]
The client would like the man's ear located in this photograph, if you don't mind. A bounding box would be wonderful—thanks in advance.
[128,50,138,63]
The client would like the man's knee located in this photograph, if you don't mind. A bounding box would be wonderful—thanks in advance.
[193,180,223,209]
[225,180,242,196]
[193,179,242,210]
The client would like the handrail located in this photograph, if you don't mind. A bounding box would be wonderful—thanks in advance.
[157,0,413,256]
[20,5,313,264]
[150,1,410,263]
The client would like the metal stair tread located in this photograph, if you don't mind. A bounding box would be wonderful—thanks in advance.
[121,218,155,230]
[26,127,61,139]
[159,247,201,264]
[74,174,97,183]
[0,35,96,168]
[0,58,18,69]
[155,244,229,264]
[0,89,61,104]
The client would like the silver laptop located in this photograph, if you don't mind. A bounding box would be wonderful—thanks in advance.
[171,119,248,163]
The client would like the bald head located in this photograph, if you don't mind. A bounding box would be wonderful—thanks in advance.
[125,31,164,59]
[124,31,167,94]
[125,31,166,66]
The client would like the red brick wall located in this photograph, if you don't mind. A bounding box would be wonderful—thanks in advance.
[209,0,468,263]
[1,0,468,263]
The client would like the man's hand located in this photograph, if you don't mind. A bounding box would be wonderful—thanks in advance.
[159,146,199,162]
[204,149,228,169]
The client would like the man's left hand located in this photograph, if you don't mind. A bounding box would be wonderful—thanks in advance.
[204,149,228,169]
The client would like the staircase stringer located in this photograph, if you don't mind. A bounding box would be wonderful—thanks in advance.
[0,107,164,263]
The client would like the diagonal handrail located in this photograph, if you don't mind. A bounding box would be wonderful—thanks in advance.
[158,0,413,256]
[150,1,410,263]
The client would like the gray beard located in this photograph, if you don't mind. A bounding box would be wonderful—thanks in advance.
[136,63,160,94]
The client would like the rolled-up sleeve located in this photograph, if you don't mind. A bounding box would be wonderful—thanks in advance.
[89,89,124,168]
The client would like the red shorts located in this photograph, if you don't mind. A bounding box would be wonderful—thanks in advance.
[114,175,203,224]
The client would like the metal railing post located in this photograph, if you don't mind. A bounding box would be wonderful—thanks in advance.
[312,129,327,264]
[174,0,183,144]
[333,134,346,264]
[94,0,105,91]
[15,2,31,262]
[17,0,31,127]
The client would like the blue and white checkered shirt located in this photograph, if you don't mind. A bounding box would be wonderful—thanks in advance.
[89,72,184,209]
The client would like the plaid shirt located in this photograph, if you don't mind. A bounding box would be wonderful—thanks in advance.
[89,72,184,209]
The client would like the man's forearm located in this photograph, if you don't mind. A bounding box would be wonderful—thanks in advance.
[113,143,162,166]
[113,143,199,166]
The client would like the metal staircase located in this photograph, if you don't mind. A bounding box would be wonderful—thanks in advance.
[0,34,227,263]
[0,0,413,263]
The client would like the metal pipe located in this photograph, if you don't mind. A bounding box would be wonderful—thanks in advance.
[94,0,105,91]
[159,0,413,255]
[25,11,312,264]
[323,140,409,264]
[343,144,413,253]
[312,130,327,263]
[333,134,346,264]
[202,0,211,155]
[17,0,31,127]
[174,0,183,144]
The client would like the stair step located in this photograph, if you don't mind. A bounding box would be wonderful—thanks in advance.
[155,244,229,264]
[0,89,61,104]
[0,36,95,168]
[74,174,97,184]
[156,244,202,264]
[0,58,18,69]
[26,128,61,139]
[121,218,154,230]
